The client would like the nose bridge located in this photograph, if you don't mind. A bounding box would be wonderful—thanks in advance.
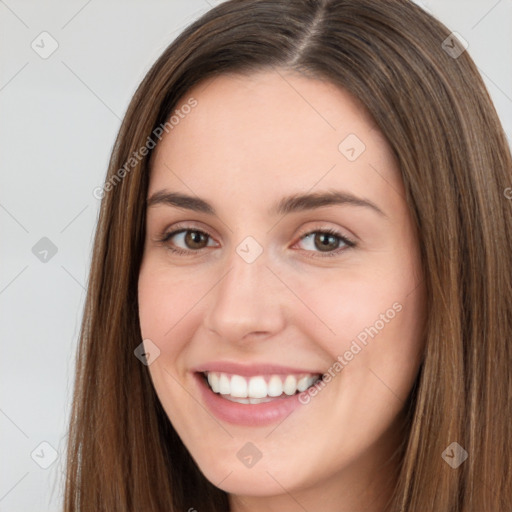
[204,239,284,341]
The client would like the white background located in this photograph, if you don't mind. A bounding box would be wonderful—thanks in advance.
[1,1,511,510]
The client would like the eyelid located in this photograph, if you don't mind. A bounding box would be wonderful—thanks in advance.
[292,227,356,258]
[155,221,356,257]
[155,223,218,250]
[295,224,356,245]
[155,220,218,243]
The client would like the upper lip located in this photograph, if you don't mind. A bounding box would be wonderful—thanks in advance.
[192,361,323,377]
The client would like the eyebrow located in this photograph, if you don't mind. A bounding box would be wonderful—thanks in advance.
[146,189,387,218]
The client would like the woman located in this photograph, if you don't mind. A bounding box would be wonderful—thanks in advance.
[64,0,512,510]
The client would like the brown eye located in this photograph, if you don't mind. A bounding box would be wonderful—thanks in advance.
[182,230,209,250]
[296,228,356,258]
[158,226,356,258]
[160,228,215,255]
[314,232,341,252]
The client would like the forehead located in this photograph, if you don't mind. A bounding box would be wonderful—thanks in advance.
[148,70,404,215]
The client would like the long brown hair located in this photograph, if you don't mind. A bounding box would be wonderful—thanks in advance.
[63,1,512,510]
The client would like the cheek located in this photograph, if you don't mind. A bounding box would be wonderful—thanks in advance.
[296,265,422,358]
[289,268,424,460]
[137,263,213,435]
[296,259,425,426]
[137,263,200,353]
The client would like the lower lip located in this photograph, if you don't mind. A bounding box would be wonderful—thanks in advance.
[194,373,305,427]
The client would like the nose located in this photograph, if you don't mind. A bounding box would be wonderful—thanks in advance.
[202,244,287,345]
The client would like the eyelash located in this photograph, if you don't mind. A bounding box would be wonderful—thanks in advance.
[156,224,356,259]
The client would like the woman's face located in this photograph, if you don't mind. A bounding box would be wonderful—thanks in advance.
[138,69,425,510]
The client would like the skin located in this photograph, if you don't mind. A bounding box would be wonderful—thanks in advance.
[138,69,426,512]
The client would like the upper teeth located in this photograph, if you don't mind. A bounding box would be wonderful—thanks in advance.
[206,372,320,398]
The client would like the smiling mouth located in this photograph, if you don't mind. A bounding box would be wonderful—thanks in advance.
[200,371,322,404]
